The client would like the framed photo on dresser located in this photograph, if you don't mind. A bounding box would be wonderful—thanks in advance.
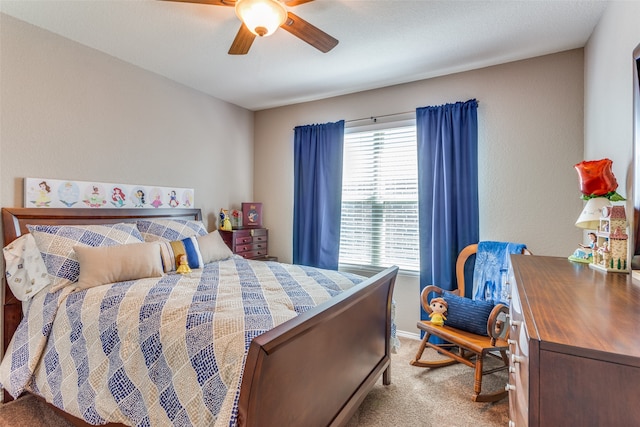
[242,202,262,228]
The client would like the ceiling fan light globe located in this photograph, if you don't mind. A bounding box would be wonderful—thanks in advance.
[235,0,287,37]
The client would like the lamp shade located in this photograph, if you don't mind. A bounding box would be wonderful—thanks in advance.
[575,197,612,229]
[235,0,287,37]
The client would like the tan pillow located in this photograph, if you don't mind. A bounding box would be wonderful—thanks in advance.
[74,242,163,290]
[196,230,233,264]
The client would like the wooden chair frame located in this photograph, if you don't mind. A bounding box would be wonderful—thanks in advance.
[410,243,528,402]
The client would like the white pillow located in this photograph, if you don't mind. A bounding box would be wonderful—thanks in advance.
[196,230,233,264]
[74,242,164,290]
[3,234,50,301]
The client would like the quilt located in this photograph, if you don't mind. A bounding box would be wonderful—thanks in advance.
[0,256,364,426]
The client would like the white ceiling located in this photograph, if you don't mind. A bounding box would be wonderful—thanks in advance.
[1,0,608,111]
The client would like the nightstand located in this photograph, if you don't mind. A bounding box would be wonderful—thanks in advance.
[219,228,270,260]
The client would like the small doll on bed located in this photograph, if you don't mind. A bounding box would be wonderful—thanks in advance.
[429,297,448,326]
[176,254,191,274]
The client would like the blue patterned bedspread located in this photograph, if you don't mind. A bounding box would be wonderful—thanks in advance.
[0,256,365,426]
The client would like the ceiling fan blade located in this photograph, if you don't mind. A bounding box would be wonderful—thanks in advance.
[284,0,314,6]
[228,23,256,55]
[159,0,234,5]
[280,12,338,53]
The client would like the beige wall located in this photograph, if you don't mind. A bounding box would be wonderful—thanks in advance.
[0,14,255,228]
[584,1,640,249]
[254,50,586,334]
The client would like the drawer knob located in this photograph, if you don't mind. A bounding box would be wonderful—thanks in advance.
[511,320,521,328]
[507,339,517,346]
[511,354,523,364]
[509,366,517,373]
[505,383,517,392]
[509,420,516,427]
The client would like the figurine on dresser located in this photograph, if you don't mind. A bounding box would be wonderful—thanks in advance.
[219,208,232,231]
[590,205,628,273]
[570,159,627,271]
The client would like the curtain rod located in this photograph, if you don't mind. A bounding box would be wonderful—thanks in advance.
[345,110,414,124]
[346,100,480,124]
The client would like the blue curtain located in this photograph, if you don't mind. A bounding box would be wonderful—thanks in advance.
[293,120,345,269]
[417,99,479,326]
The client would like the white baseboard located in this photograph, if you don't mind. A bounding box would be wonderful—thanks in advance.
[397,330,420,341]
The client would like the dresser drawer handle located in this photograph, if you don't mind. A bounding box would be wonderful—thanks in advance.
[507,339,517,346]
[511,354,524,364]
[511,320,521,328]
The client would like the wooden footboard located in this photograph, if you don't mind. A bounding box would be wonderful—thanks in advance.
[238,266,398,427]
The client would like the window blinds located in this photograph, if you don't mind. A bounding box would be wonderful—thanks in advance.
[340,125,419,271]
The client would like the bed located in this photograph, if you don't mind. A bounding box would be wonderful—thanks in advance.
[0,207,398,427]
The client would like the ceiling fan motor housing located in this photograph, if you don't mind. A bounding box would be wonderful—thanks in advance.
[235,0,287,37]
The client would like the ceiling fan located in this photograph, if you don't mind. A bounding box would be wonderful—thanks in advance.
[162,0,339,55]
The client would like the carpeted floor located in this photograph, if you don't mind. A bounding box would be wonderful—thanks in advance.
[346,336,509,427]
[0,393,71,427]
[0,337,509,426]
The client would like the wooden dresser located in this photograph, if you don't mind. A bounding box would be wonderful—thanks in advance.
[507,255,640,426]
[219,228,269,260]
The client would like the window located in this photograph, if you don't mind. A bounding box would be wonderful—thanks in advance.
[339,122,419,271]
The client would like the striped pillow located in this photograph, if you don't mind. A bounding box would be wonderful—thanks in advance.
[442,293,496,336]
[158,236,204,272]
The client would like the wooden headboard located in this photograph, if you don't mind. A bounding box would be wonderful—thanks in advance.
[1,207,202,352]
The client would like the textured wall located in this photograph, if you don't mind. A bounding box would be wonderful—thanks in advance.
[0,14,255,230]
[254,50,585,334]
[584,1,640,256]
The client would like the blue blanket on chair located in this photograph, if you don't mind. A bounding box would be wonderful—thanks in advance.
[472,241,526,304]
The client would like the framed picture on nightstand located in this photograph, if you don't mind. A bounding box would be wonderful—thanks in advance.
[242,202,262,228]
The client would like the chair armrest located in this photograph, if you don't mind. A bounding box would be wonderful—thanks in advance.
[420,285,443,312]
[420,285,465,313]
[486,303,509,344]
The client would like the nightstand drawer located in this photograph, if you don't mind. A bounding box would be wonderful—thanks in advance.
[235,235,254,245]
[236,242,267,253]
[239,249,268,259]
